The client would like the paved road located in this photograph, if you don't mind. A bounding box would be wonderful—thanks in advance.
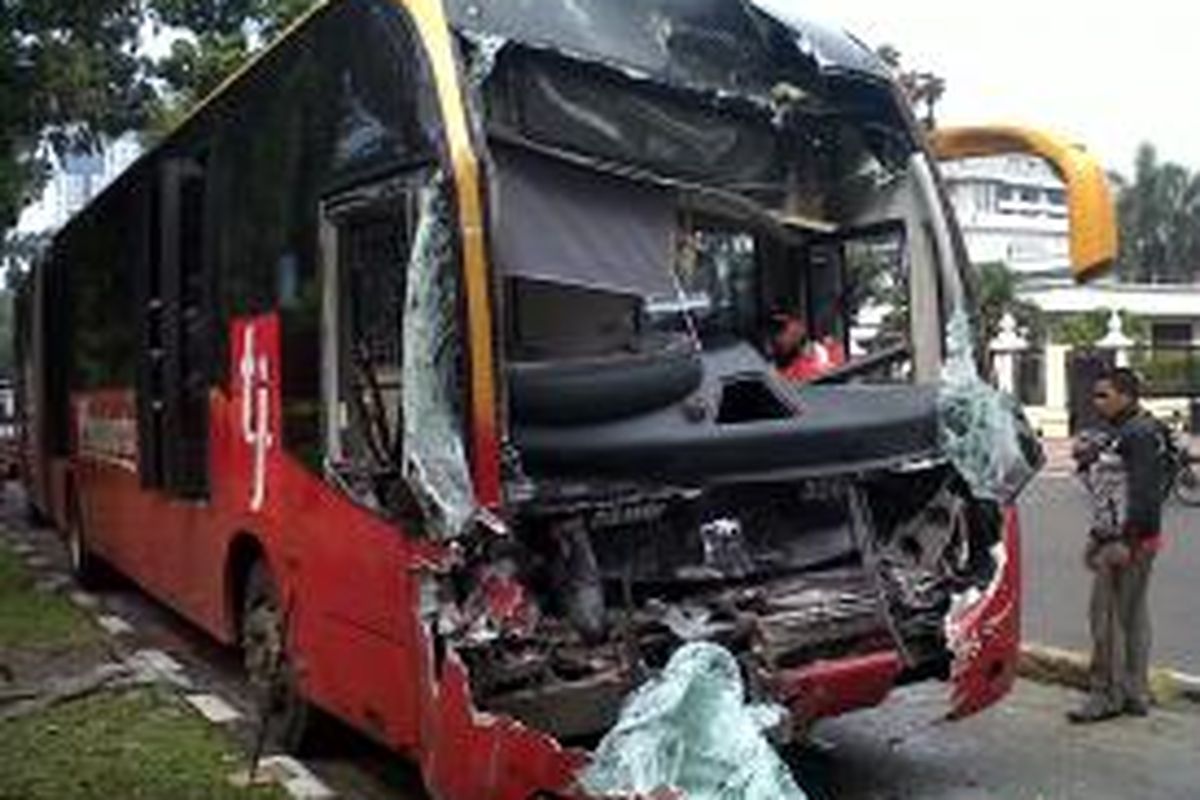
[6,485,1200,800]
[1019,475,1200,674]
[796,679,1200,800]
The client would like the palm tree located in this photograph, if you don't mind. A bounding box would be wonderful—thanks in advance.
[1117,143,1200,284]
[874,46,946,129]
[975,261,1043,346]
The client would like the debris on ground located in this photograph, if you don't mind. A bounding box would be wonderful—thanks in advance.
[580,641,808,800]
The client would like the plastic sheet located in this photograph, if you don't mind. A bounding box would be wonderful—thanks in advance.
[937,310,1040,503]
[402,173,477,539]
[580,642,807,800]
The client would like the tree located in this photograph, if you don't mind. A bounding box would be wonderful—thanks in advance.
[0,289,12,377]
[1116,142,1200,284]
[975,261,1043,345]
[1048,309,1148,348]
[876,44,946,129]
[1,230,50,285]
[144,0,316,140]
[1,1,151,238]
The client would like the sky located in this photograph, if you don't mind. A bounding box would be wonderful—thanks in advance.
[759,0,1200,177]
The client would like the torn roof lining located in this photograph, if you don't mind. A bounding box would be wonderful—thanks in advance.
[471,44,913,233]
[457,29,915,184]
[485,131,817,247]
[445,0,891,106]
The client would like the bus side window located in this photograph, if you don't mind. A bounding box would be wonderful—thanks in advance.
[141,157,212,499]
[320,175,424,517]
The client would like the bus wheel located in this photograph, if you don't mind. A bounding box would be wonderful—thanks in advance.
[66,497,102,587]
[241,562,318,753]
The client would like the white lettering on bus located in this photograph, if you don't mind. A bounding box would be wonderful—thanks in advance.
[77,398,138,472]
[240,325,274,513]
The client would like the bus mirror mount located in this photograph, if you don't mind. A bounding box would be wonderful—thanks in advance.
[929,125,1117,283]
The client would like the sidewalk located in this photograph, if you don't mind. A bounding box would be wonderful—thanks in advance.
[1039,437,1076,477]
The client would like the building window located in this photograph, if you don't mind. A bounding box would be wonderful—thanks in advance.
[1047,188,1066,205]
[1019,187,1040,203]
[997,185,1014,201]
[1152,322,1194,347]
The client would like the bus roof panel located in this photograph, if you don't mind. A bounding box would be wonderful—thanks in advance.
[443,0,874,99]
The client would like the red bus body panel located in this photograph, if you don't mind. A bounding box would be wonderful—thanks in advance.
[51,314,1024,800]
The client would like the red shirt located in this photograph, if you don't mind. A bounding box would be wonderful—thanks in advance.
[1136,533,1164,555]
[780,338,847,382]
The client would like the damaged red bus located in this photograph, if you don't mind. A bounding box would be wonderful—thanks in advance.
[15,0,1117,797]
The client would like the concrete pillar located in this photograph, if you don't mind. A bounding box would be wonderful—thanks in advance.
[1046,344,1070,412]
[993,351,1016,394]
[989,313,1027,396]
[1098,309,1133,367]
[1028,342,1074,438]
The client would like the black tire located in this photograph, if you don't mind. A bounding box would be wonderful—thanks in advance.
[23,489,50,528]
[1173,461,1200,507]
[66,492,104,588]
[508,334,702,426]
[241,562,320,753]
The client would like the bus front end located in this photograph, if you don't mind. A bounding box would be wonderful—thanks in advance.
[388,3,1114,784]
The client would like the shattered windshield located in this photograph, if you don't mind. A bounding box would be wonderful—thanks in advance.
[480,37,923,383]
[640,220,911,381]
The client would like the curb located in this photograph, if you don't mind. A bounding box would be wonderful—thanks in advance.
[2,526,337,799]
[1019,643,1200,705]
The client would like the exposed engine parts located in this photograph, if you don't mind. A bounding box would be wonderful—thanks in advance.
[434,466,1001,739]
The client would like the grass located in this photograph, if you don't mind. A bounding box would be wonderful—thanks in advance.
[0,542,287,799]
[0,542,97,651]
[0,688,287,800]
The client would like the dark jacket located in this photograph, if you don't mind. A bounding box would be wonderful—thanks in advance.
[1113,406,1165,539]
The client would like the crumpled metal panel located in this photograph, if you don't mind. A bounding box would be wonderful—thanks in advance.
[747,0,891,78]
[402,173,477,539]
[946,506,1021,719]
[446,0,817,97]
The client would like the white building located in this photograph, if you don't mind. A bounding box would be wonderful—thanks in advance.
[16,134,141,235]
[942,155,1070,279]
[942,154,1200,347]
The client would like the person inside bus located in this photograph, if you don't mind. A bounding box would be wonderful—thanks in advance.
[766,310,846,382]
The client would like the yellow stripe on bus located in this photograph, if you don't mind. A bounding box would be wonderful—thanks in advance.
[398,0,501,502]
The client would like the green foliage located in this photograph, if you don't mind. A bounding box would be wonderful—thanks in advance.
[1047,309,1148,348]
[974,261,1044,345]
[0,544,97,651]
[0,0,151,234]
[1049,309,1109,348]
[1130,348,1200,397]
[0,689,286,799]
[1116,142,1200,284]
[876,44,946,128]
[144,0,317,143]
[2,1,319,237]
[0,289,13,377]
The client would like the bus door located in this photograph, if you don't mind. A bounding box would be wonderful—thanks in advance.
[292,173,428,744]
[131,157,213,598]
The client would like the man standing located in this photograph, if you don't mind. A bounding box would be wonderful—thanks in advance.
[1068,368,1165,723]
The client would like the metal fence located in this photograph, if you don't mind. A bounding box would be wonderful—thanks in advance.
[1014,349,1046,407]
[1128,346,1200,399]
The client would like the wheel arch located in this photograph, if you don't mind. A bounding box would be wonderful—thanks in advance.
[224,530,268,644]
